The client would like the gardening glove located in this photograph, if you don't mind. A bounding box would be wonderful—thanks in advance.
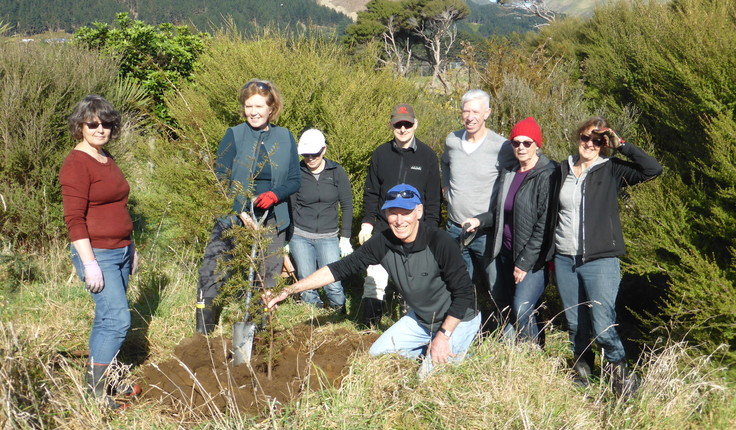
[595,128,624,149]
[358,223,373,245]
[131,244,139,275]
[339,237,353,257]
[254,191,278,209]
[284,243,290,254]
[83,259,104,293]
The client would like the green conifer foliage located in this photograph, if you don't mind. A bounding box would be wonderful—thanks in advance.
[542,0,736,365]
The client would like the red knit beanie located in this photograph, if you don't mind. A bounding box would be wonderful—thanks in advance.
[510,117,543,148]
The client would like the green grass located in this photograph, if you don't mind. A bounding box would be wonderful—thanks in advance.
[2,244,735,428]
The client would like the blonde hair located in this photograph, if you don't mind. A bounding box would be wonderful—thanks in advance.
[238,79,283,122]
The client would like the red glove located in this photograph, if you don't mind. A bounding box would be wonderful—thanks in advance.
[254,191,278,209]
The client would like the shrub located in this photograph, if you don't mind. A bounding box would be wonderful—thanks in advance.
[151,28,456,247]
[539,0,736,365]
[73,12,210,123]
[0,42,147,251]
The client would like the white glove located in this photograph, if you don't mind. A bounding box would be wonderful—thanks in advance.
[131,243,139,275]
[83,259,104,293]
[358,223,373,245]
[284,243,290,253]
[132,249,139,274]
[339,237,353,257]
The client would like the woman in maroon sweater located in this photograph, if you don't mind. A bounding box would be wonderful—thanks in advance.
[60,95,140,409]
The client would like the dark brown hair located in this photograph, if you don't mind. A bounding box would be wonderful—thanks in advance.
[68,95,121,141]
[238,79,283,122]
[576,116,611,157]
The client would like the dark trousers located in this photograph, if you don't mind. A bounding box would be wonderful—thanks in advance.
[197,216,286,302]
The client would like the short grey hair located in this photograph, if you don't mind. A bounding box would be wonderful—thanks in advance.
[461,89,490,110]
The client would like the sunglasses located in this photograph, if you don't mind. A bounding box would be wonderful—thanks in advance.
[580,134,604,146]
[84,121,114,130]
[246,81,271,91]
[393,121,414,130]
[386,190,418,200]
[511,140,535,148]
[302,151,322,159]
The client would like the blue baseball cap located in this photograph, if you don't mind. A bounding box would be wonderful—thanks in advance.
[381,184,423,211]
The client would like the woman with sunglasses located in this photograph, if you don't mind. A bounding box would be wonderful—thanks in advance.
[462,117,556,344]
[286,129,353,312]
[553,116,661,396]
[195,79,300,334]
[60,95,141,409]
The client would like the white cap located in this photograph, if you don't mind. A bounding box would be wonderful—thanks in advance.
[298,129,326,154]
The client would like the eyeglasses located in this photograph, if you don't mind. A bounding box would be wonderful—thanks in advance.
[84,121,114,130]
[246,81,271,91]
[511,140,535,148]
[580,134,604,146]
[386,190,418,200]
[393,121,414,130]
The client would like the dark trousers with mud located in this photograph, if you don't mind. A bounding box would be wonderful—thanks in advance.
[196,216,285,334]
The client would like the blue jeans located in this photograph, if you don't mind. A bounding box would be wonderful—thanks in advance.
[288,234,345,308]
[445,221,497,289]
[554,254,626,363]
[494,248,546,342]
[71,244,133,365]
[369,310,481,374]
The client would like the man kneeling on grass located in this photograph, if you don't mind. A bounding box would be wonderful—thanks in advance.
[266,184,481,375]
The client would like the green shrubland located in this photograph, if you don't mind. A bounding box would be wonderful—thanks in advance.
[2,1,736,427]
[532,0,736,366]
[151,28,457,248]
[0,41,148,251]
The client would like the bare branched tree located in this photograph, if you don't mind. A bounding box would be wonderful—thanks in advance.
[408,1,468,94]
[500,0,557,26]
[380,16,413,77]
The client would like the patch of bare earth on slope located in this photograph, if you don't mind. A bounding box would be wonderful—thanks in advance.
[140,325,379,416]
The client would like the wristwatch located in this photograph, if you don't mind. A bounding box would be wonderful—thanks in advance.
[438,327,453,338]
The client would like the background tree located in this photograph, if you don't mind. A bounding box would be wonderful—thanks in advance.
[408,0,470,92]
[346,0,469,92]
[499,0,558,25]
[73,12,209,124]
[345,0,417,76]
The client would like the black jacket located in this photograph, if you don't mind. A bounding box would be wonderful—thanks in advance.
[362,138,441,230]
[477,153,557,272]
[328,223,477,330]
[553,142,663,261]
[290,158,353,238]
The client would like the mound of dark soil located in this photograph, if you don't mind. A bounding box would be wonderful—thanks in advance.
[139,325,378,416]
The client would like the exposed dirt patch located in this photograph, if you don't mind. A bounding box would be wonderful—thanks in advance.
[140,325,378,416]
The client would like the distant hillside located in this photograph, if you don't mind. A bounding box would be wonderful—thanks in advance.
[460,1,545,36]
[468,0,671,17]
[322,0,639,19]
[0,0,352,35]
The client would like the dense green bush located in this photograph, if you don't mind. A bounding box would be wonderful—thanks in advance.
[148,29,456,247]
[0,41,147,250]
[74,13,209,123]
[538,0,736,364]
